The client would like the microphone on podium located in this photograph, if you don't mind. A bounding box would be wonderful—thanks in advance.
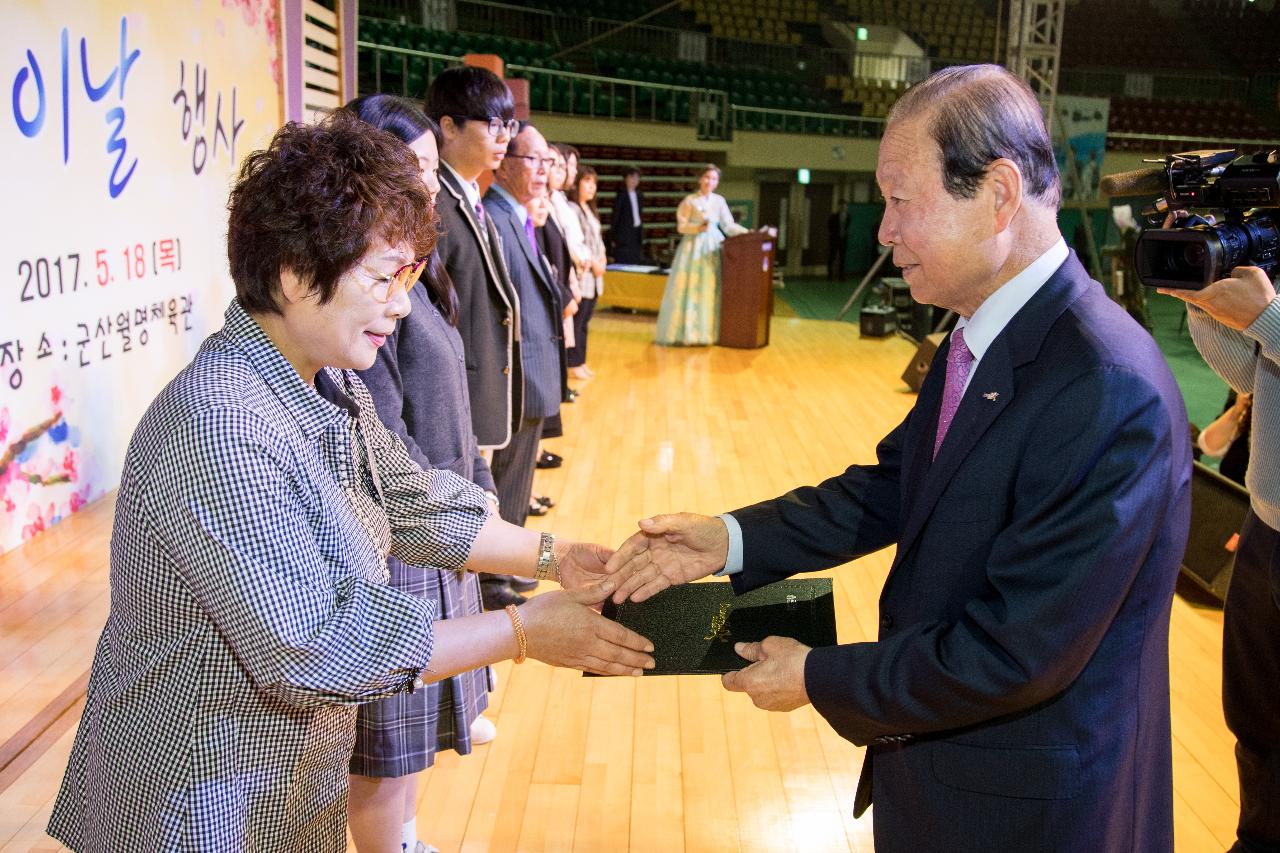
[1098,167,1168,197]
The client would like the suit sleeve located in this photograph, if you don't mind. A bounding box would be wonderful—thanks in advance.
[804,367,1184,744]
[729,413,907,590]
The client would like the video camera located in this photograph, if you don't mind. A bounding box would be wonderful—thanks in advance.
[1100,149,1280,290]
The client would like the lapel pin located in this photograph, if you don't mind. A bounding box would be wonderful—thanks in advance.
[983,391,999,401]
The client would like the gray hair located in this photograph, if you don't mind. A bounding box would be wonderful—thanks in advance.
[888,64,1061,209]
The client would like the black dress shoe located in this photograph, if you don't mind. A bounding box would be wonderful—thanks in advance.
[480,581,527,610]
[535,494,555,508]
[528,500,549,517]
[508,576,540,593]
[536,451,562,469]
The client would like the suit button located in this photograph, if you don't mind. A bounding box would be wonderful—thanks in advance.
[502,317,512,326]
[503,366,511,375]
[880,614,893,630]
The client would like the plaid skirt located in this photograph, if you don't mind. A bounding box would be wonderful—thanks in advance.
[349,558,493,778]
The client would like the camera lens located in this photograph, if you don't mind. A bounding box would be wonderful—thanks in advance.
[1182,243,1208,268]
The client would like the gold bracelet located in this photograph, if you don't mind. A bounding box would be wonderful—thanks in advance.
[504,604,527,664]
[535,531,558,581]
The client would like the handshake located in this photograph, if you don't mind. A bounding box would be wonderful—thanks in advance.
[522,513,814,712]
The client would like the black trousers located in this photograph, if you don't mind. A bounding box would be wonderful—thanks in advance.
[1224,510,1280,852]
[567,296,597,368]
[489,416,542,527]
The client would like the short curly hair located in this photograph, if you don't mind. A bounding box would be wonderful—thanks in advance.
[227,109,438,314]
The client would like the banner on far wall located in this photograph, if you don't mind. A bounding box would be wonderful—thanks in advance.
[1054,95,1110,204]
[0,0,282,554]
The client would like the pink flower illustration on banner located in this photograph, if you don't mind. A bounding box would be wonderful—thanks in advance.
[222,0,281,85]
[2,384,91,549]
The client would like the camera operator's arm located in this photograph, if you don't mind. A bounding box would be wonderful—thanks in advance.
[1160,268,1279,392]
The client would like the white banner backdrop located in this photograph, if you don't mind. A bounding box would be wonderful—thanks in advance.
[0,0,282,553]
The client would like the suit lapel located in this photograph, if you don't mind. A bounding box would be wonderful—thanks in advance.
[891,254,1091,566]
[895,335,1015,558]
[487,190,555,294]
[439,169,521,326]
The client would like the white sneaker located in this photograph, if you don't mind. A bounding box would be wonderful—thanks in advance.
[470,715,498,745]
[412,842,440,853]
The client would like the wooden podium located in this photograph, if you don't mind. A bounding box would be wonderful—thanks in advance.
[718,232,775,348]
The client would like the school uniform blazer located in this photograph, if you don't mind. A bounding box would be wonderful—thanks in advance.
[729,252,1191,853]
[433,167,522,449]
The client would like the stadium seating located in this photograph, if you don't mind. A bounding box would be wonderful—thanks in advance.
[575,145,709,260]
[836,0,998,64]
[1107,96,1275,151]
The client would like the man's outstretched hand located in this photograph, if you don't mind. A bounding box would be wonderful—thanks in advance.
[604,512,730,604]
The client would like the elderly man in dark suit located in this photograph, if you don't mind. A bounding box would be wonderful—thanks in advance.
[483,122,566,535]
[607,64,1190,853]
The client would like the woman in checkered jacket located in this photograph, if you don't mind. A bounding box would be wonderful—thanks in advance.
[47,110,654,853]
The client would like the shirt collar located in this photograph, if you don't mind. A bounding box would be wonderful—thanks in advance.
[487,182,529,227]
[955,237,1068,363]
[219,298,348,440]
[442,159,482,211]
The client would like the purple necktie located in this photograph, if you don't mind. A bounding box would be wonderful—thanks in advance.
[934,327,974,459]
[474,201,485,223]
[524,214,538,254]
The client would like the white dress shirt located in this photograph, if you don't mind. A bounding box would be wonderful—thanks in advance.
[627,189,641,227]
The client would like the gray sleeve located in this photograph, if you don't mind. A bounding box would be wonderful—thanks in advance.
[1244,295,1280,370]
[1187,304,1258,393]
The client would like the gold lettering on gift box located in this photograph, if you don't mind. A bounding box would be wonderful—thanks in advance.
[705,602,733,642]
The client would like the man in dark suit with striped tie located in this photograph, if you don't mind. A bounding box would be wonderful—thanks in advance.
[483,122,566,533]
[607,65,1190,853]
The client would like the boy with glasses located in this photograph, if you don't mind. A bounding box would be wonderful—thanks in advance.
[425,67,535,609]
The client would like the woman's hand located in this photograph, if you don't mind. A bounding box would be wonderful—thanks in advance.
[519,582,655,676]
[555,539,611,591]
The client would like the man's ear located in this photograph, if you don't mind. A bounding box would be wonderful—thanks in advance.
[986,158,1023,233]
[439,115,461,145]
[278,266,310,306]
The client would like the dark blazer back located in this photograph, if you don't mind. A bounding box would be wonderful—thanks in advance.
[434,166,522,448]
[732,252,1190,853]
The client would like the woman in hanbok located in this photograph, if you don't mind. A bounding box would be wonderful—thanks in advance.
[655,164,748,346]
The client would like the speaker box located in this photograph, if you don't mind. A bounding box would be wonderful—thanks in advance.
[901,332,947,392]
[1182,461,1250,602]
[860,305,897,337]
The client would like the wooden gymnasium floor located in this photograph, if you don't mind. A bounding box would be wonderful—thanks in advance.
[0,311,1237,851]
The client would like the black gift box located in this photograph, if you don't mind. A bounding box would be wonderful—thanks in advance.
[589,578,837,676]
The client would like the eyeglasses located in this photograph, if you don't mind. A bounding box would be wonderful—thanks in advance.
[452,115,519,138]
[359,256,430,302]
[508,153,556,171]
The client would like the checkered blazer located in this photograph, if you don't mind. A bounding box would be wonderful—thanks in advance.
[48,299,490,852]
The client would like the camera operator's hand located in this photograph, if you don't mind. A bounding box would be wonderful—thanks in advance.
[1158,266,1277,331]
